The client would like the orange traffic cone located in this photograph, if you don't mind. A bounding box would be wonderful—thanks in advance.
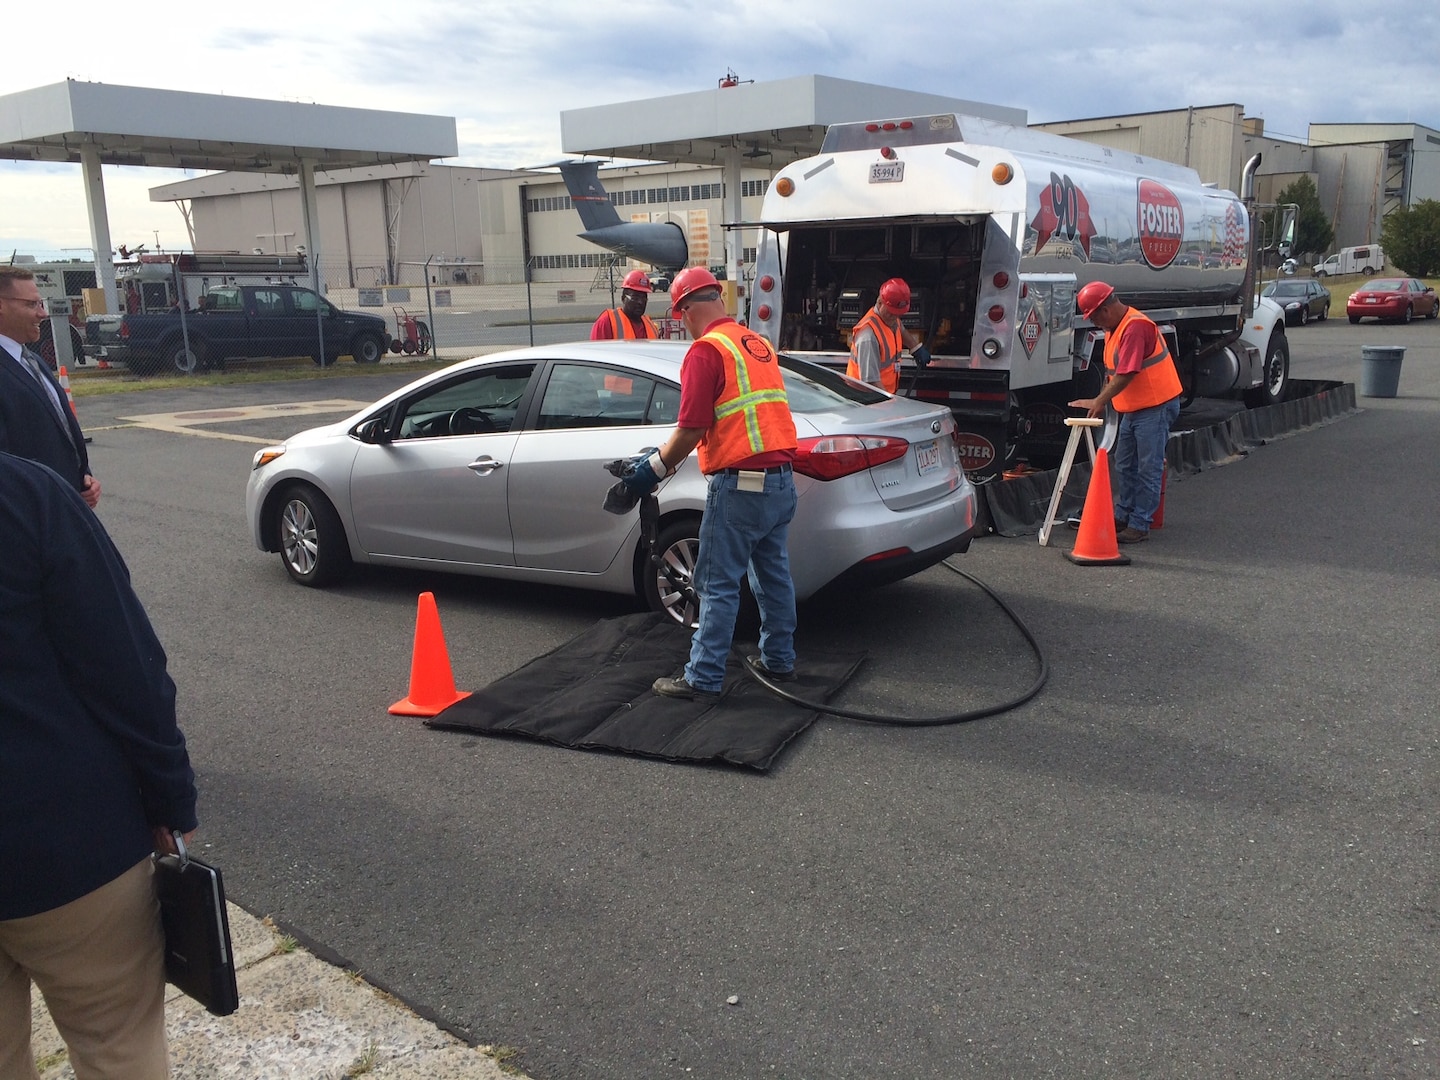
[389,592,472,717]
[1063,448,1131,566]
[57,366,78,417]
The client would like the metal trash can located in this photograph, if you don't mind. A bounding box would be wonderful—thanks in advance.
[1360,345,1404,398]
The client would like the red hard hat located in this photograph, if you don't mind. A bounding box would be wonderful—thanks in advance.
[878,278,911,314]
[1077,281,1115,319]
[621,269,652,293]
[669,267,721,316]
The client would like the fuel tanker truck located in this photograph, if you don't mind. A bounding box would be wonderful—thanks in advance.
[748,113,1290,478]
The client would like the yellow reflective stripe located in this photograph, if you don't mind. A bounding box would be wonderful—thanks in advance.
[702,330,785,453]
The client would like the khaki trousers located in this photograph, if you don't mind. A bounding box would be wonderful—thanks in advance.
[0,858,168,1080]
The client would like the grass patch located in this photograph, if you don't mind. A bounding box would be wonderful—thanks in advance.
[34,1050,68,1071]
[69,357,450,398]
[343,1041,379,1076]
[480,1045,526,1075]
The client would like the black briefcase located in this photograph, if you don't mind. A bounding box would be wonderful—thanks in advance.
[153,835,239,1016]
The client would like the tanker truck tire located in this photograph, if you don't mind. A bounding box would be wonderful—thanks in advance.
[1245,331,1289,408]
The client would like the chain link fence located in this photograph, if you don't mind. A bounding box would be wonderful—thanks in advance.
[314,255,692,360]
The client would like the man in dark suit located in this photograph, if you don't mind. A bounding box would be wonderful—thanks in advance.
[0,267,101,508]
[0,450,196,1077]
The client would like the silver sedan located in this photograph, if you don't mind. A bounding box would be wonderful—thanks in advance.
[246,340,979,624]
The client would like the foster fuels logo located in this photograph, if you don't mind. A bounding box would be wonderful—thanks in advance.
[1137,179,1184,269]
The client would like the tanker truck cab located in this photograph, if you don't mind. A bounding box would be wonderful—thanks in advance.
[750,113,1288,478]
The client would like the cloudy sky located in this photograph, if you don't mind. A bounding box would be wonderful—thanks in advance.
[3,0,1436,257]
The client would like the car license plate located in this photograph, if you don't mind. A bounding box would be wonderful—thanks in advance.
[915,438,941,475]
[869,161,905,184]
[1365,297,1378,303]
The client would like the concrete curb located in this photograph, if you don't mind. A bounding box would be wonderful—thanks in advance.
[30,904,530,1079]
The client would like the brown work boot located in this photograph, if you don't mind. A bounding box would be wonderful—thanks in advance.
[652,675,720,703]
[1116,526,1149,544]
[1114,518,1128,533]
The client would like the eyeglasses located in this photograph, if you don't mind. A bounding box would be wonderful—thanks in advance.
[0,296,46,311]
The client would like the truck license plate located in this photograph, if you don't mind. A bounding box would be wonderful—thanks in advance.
[915,438,941,475]
[869,161,905,184]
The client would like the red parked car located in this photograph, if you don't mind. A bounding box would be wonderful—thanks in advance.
[1347,278,1439,323]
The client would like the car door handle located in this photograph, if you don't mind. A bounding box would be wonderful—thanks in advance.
[467,456,504,474]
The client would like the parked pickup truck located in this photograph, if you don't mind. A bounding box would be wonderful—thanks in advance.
[86,284,392,374]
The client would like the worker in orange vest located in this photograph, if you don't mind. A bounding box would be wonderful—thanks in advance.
[1070,281,1183,544]
[590,269,660,340]
[846,278,931,392]
[618,267,799,701]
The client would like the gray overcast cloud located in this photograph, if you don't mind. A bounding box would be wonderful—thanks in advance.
[3,0,1436,252]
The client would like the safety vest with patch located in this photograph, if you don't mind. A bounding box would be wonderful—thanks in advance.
[607,308,659,339]
[695,322,798,474]
[846,308,903,393]
[1103,307,1182,412]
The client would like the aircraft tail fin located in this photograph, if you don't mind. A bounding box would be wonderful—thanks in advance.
[557,161,624,232]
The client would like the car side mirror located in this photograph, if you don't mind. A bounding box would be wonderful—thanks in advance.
[354,416,391,444]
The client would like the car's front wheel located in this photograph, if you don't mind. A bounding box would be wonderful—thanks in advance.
[351,331,385,364]
[276,484,352,587]
[1245,330,1289,407]
[642,519,702,628]
[1298,304,1309,326]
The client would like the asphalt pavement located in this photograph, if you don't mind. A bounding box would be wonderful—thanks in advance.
[42,317,1440,1078]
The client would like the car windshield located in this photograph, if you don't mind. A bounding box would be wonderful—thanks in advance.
[1366,279,1404,291]
[1265,282,1306,296]
[778,354,888,412]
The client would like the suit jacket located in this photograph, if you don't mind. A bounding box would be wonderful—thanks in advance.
[0,346,91,490]
[0,452,195,919]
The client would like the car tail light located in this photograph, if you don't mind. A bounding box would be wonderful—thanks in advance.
[792,434,910,480]
[120,321,130,340]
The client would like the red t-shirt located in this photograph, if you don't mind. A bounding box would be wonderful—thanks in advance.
[678,318,793,471]
[1112,316,1159,376]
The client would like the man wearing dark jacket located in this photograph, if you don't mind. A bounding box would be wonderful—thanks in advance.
[0,267,101,508]
[0,452,196,1078]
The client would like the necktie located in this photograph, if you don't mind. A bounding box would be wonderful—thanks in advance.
[18,347,74,430]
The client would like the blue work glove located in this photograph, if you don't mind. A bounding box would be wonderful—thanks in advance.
[912,345,932,368]
[621,447,666,496]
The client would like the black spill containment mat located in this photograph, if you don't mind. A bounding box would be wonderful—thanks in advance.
[427,612,866,771]
[981,380,1357,537]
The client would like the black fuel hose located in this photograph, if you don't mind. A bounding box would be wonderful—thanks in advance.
[742,559,1048,726]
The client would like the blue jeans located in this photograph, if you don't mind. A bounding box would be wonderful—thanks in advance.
[1113,397,1180,531]
[684,468,798,693]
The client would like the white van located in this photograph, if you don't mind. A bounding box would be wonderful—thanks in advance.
[1312,245,1385,277]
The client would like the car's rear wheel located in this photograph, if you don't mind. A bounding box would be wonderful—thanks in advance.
[643,519,702,628]
[277,484,351,587]
[168,340,205,373]
[1402,305,1413,324]
[1349,314,1360,324]
[1319,302,1329,322]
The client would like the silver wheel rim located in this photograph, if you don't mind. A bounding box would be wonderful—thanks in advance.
[281,499,319,576]
[654,538,700,628]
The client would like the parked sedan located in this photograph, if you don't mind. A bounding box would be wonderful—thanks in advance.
[246,341,978,625]
[1347,278,1440,323]
[1262,279,1331,325]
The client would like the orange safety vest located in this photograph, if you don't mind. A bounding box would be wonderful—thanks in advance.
[1102,307,1182,412]
[606,308,659,340]
[846,308,903,393]
[694,322,798,474]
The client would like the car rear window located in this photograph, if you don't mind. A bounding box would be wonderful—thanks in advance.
[1367,280,1403,290]
[779,355,888,412]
